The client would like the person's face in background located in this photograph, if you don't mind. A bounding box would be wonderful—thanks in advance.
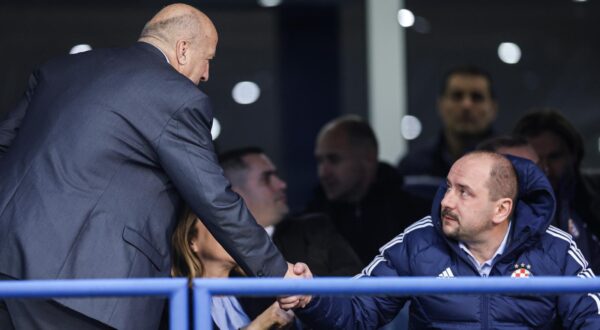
[233,153,289,228]
[315,129,371,203]
[439,74,497,137]
[526,130,575,192]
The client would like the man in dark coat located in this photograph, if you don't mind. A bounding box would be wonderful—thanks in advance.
[219,147,363,278]
[284,152,600,329]
[0,4,303,329]
[514,109,600,241]
[219,147,363,323]
[308,115,429,266]
[398,65,497,201]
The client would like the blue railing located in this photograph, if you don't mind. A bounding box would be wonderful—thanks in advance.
[0,278,189,329]
[2,277,600,329]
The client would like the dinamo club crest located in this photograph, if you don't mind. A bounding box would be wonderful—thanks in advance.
[511,263,532,278]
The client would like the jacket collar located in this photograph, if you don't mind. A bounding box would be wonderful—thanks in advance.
[135,41,171,64]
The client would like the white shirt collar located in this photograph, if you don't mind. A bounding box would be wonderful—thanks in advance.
[459,221,512,272]
[156,47,170,64]
[264,225,275,238]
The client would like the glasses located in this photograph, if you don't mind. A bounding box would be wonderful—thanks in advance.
[446,90,488,103]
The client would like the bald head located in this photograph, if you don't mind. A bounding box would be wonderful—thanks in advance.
[140,4,213,44]
[315,116,379,202]
[139,3,218,84]
[317,115,378,156]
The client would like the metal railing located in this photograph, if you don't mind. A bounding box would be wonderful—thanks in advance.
[2,277,600,329]
[0,278,189,329]
[193,277,600,329]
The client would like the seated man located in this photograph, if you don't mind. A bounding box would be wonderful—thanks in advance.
[219,147,363,323]
[308,115,429,265]
[283,151,600,329]
[478,134,600,274]
[477,135,539,164]
[219,147,363,277]
[514,109,600,245]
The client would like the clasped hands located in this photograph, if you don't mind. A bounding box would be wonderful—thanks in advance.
[278,262,314,310]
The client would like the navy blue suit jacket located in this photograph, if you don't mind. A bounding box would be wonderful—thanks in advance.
[0,42,287,329]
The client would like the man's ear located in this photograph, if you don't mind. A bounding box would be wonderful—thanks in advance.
[493,197,513,224]
[175,40,190,65]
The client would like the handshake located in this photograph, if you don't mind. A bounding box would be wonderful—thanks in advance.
[279,262,314,310]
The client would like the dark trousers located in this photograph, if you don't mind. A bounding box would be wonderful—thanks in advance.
[0,274,114,330]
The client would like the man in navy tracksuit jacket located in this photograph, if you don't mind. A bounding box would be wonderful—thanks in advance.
[290,152,600,329]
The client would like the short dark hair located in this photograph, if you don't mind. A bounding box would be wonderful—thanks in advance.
[218,146,264,174]
[439,65,495,99]
[476,135,530,152]
[513,108,584,168]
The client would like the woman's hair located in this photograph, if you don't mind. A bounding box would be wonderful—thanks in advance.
[171,206,204,281]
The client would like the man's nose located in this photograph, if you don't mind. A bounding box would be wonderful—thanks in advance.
[274,176,287,190]
[460,96,474,109]
[201,63,210,82]
[441,191,455,209]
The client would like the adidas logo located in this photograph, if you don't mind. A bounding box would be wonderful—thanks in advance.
[438,267,454,278]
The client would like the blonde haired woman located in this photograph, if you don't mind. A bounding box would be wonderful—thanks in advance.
[171,207,294,330]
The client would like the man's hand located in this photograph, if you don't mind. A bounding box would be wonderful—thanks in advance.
[284,262,312,279]
[245,302,295,330]
[279,262,313,310]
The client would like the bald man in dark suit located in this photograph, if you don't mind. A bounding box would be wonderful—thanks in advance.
[0,4,305,329]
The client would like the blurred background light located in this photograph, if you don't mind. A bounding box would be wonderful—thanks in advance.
[400,115,422,140]
[232,81,261,105]
[498,42,521,64]
[69,44,92,54]
[397,9,415,28]
[258,0,282,7]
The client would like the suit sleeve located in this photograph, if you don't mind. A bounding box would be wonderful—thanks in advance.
[0,72,38,157]
[155,94,287,278]
[557,239,600,329]
[296,229,412,329]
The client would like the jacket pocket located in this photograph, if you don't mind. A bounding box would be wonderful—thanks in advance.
[122,226,164,271]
